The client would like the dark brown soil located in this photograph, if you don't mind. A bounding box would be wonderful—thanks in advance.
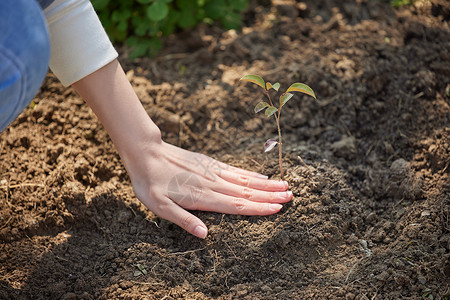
[1,0,449,299]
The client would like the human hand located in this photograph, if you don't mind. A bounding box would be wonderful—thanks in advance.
[126,141,293,239]
[72,59,292,239]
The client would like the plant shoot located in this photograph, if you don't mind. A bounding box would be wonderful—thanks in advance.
[240,74,317,179]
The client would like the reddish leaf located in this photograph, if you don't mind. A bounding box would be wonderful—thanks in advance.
[264,138,278,152]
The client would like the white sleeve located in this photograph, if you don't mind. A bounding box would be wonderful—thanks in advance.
[43,0,118,86]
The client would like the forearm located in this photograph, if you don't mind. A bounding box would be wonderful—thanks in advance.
[72,59,162,167]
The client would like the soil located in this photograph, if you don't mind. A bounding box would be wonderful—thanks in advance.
[1,0,449,299]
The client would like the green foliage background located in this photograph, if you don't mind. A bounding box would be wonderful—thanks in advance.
[91,0,249,58]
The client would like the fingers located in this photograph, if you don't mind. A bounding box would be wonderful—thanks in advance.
[194,190,284,216]
[216,168,289,191]
[212,159,268,179]
[210,181,293,204]
[169,173,292,206]
[220,163,268,179]
[155,199,208,239]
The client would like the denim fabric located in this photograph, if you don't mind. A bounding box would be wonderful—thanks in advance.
[0,0,50,131]
[37,0,56,10]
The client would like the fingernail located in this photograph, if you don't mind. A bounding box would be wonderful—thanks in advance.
[277,191,291,199]
[194,226,207,239]
[284,181,289,189]
[269,203,283,212]
[277,192,289,199]
[258,174,269,179]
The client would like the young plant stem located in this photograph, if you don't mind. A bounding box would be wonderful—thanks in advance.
[266,90,284,180]
[265,90,274,106]
[275,112,283,180]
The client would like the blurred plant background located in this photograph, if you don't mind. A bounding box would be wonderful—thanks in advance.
[91,0,249,58]
[92,0,418,58]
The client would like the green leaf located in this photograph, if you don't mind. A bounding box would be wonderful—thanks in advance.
[137,0,153,4]
[135,20,149,37]
[266,82,280,92]
[137,264,148,275]
[148,37,163,56]
[178,8,197,28]
[272,82,280,91]
[205,0,227,19]
[110,26,127,42]
[117,20,128,32]
[111,10,121,22]
[91,0,110,10]
[122,10,131,20]
[111,10,130,22]
[126,36,139,47]
[265,106,278,117]
[254,101,270,113]
[147,0,169,21]
[196,7,206,21]
[127,37,156,59]
[280,93,294,108]
[29,100,37,109]
[147,21,160,36]
[285,83,316,99]
[176,0,196,10]
[240,75,265,89]
[130,43,150,59]
[229,0,248,11]
[221,11,241,30]
[161,10,180,35]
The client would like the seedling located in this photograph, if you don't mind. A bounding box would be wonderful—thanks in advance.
[134,263,148,277]
[240,75,317,179]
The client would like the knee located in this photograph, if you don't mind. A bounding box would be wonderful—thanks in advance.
[0,0,50,131]
[13,0,51,81]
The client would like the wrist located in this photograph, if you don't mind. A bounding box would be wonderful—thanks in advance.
[115,120,163,171]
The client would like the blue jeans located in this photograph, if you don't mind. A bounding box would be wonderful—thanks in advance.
[0,0,50,131]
